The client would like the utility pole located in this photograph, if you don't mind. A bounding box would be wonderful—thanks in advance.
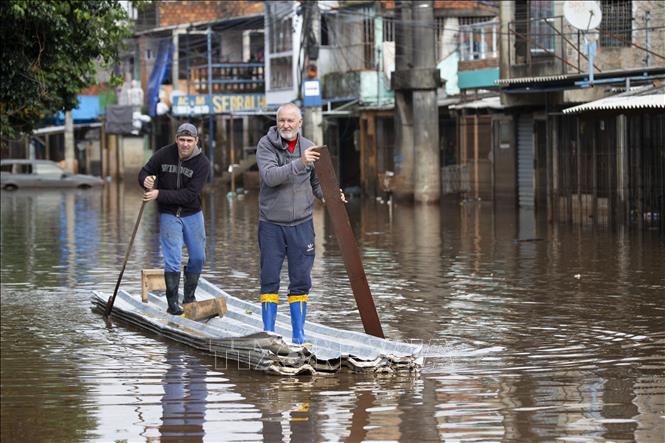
[391,0,441,203]
[206,26,216,183]
[302,1,323,144]
[412,0,440,203]
[64,111,76,173]
[392,0,414,201]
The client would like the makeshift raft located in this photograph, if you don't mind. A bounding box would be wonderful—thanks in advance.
[91,278,422,376]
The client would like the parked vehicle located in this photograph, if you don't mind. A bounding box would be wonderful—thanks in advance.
[1,159,104,190]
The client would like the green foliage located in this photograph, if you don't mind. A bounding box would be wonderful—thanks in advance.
[0,0,134,139]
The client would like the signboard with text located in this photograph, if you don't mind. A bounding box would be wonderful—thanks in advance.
[303,80,322,107]
[172,94,267,116]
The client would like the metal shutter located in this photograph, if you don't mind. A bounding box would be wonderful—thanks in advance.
[517,115,534,208]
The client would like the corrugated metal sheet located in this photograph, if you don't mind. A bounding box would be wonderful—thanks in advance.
[563,86,665,114]
[450,96,503,110]
[496,74,573,85]
[517,115,534,208]
[91,278,422,376]
[496,67,665,87]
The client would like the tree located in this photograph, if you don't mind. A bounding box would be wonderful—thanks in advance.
[0,0,133,140]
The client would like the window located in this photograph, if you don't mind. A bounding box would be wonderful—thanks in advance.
[321,13,332,46]
[362,7,375,69]
[3,163,32,174]
[270,17,293,53]
[383,16,394,42]
[459,19,498,61]
[270,56,292,89]
[135,3,159,32]
[600,0,632,47]
[35,163,64,176]
[529,0,555,54]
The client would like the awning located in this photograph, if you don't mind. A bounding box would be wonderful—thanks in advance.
[53,96,101,123]
[32,122,102,135]
[563,85,665,114]
[496,66,665,90]
[496,73,574,86]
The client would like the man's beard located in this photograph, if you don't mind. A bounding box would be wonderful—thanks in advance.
[279,129,297,141]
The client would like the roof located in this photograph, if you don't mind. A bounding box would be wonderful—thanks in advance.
[563,85,665,114]
[496,66,665,90]
[496,73,574,86]
[450,95,503,109]
[133,14,264,36]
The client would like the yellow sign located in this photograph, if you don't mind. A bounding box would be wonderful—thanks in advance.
[173,94,266,115]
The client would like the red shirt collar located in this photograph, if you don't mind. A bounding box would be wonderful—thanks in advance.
[286,135,298,153]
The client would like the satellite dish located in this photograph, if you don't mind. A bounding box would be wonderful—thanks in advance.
[564,0,602,30]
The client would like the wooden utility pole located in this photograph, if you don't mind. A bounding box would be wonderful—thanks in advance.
[392,0,441,203]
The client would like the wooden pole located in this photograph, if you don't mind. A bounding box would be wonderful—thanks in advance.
[315,146,384,338]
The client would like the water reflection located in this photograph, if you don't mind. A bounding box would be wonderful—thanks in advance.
[159,347,208,441]
[1,183,664,442]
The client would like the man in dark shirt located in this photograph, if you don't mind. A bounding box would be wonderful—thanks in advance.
[139,123,210,315]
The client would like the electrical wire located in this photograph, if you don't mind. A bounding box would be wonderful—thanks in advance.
[130,4,665,82]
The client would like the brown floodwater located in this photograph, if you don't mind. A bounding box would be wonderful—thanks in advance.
[1,182,664,442]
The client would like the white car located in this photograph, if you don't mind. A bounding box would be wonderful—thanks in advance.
[1,159,104,190]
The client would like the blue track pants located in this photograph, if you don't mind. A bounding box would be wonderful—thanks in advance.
[160,211,206,273]
[258,220,315,296]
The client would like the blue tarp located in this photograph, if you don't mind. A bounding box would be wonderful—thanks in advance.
[147,40,173,117]
[53,96,100,123]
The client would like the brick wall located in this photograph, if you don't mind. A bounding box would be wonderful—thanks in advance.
[159,0,263,26]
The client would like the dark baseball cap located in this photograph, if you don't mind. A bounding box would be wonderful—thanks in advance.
[176,123,198,137]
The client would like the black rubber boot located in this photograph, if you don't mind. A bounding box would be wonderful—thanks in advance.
[164,271,184,315]
[183,268,200,304]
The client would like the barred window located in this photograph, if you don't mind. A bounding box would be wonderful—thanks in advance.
[135,3,159,32]
[599,0,632,47]
[529,0,555,54]
[270,56,292,89]
[458,16,494,26]
[362,6,375,69]
[269,17,293,53]
[383,16,394,42]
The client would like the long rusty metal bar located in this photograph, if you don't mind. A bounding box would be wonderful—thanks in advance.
[314,146,385,338]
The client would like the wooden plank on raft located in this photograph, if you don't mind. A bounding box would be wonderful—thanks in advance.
[314,146,385,338]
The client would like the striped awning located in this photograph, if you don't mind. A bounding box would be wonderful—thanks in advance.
[563,85,665,114]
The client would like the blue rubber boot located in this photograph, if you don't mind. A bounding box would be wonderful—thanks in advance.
[260,294,278,332]
[288,295,308,345]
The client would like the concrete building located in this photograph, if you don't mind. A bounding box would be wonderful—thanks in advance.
[495,0,665,230]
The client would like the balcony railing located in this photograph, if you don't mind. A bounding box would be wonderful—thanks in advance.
[189,63,265,94]
[508,15,592,76]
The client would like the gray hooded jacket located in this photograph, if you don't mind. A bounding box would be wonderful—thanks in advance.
[256,126,323,226]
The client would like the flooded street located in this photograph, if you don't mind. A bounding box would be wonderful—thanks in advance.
[1,183,664,442]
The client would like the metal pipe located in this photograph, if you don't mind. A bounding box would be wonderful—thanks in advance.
[575,73,665,87]
[207,26,215,182]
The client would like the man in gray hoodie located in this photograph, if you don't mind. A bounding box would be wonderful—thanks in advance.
[256,103,323,345]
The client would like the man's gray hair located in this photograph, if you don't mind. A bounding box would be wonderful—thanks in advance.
[276,103,302,119]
